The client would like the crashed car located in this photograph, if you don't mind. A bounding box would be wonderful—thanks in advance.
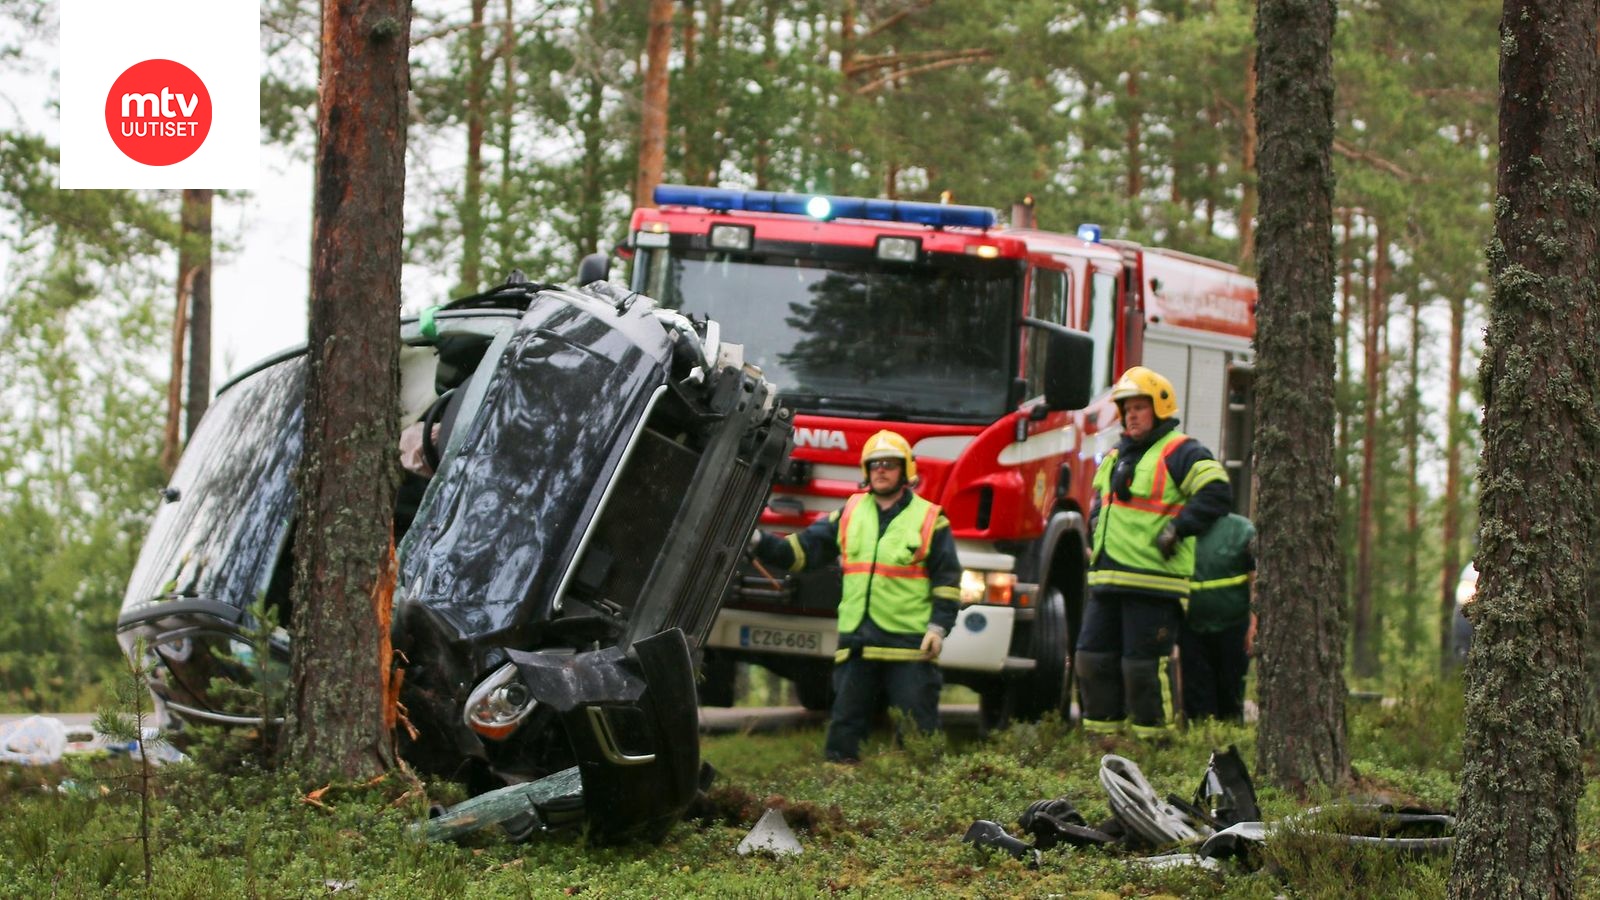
[116,279,792,842]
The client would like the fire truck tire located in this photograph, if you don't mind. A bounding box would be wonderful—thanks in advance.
[1012,586,1070,722]
[794,666,834,712]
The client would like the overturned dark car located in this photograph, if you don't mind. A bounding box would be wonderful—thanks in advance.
[116,280,792,842]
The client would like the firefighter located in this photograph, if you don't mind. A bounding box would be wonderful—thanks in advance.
[1180,511,1256,722]
[1079,366,1232,739]
[750,429,961,762]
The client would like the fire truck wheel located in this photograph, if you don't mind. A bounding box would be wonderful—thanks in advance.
[1011,586,1069,722]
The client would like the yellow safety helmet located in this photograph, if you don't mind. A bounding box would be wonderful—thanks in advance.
[860,429,917,483]
[1111,366,1178,419]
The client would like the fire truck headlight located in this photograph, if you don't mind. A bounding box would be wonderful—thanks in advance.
[959,569,1017,605]
[805,195,833,220]
[964,244,1000,259]
[875,236,921,263]
[709,224,753,251]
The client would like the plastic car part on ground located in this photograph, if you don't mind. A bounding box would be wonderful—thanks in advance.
[1099,754,1213,846]
[737,808,803,857]
[963,744,1454,870]
[0,716,68,765]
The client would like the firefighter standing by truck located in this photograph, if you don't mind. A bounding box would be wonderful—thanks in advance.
[750,430,961,762]
[1079,367,1232,739]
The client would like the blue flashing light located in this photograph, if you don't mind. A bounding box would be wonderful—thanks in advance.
[1076,223,1103,243]
[652,184,997,229]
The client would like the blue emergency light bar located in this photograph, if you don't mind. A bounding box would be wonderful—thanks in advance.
[653,184,997,229]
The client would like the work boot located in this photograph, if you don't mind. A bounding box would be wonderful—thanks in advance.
[1076,651,1125,735]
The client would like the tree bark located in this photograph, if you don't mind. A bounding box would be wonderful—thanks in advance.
[459,0,487,295]
[283,0,410,782]
[159,266,193,476]
[1353,219,1386,679]
[1440,291,1465,668]
[1123,1,1142,203]
[576,0,605,258]
[633,0,673,210]
[181,189,212,438]
[1448,0,1598,895]
[1238,52,1257,269]
[495,0,515,273]
[1251,0,1348,793]
[1403,285,1422,655]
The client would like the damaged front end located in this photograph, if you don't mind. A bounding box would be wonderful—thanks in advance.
[118,280,792,844]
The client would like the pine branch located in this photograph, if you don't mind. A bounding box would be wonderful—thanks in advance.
[854,50,995,95]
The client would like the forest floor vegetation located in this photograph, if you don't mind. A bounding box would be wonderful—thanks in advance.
[3,677,1597,898]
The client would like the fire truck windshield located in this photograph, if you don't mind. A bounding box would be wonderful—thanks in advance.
[639,248,1019,422]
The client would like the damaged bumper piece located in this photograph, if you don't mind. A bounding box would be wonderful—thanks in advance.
[117,280,793,844]
[965,745,1454,872]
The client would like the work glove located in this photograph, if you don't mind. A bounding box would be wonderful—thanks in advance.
[746,528,762,557]
[1156,524,1181,559]
[920,629,943,660]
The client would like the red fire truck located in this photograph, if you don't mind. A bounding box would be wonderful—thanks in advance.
[619,185,1257,723]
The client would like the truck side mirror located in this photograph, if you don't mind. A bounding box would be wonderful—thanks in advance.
[1022,317,1094,411]
[577,252,611,286]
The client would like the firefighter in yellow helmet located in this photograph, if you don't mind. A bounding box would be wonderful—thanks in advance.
[750,429,960,762]
[1078,366,1232,739]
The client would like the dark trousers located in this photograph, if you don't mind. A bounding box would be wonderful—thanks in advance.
[824,655,941,761]
[1178,619,1250,722]
[1075,592,1183,728]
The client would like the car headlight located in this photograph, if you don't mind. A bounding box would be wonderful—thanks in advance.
[959,569,1016,605]
[464,662,537,740]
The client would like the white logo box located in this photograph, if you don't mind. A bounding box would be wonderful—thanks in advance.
[60,0,260,189]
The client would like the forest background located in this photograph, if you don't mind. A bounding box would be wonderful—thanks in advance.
[0,0,1496,712]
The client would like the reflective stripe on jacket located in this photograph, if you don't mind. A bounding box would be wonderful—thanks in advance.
[1089,430,1219,596]
[836,492,941,636]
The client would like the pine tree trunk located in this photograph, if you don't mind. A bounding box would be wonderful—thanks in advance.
[1403,289,1421,655]
[633,0,673,210]
[460,0,487,294]
[1123,1,1142,203]
[1439,292,1465,668]
[181,189,212,438]
[283,0,410,782]
[1353,220,1386,679]
[1447,1,1597,895]
[1237,53,1257,269]
[495,0,515,273]
[576,0,605,258]
[159,266,191,475]
[1250,0,1348,793]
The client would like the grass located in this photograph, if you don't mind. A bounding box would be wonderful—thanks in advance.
[2,677,1597,898]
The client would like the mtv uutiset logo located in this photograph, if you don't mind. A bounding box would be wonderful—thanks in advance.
[60,1,259,189]
[104,60,213,166]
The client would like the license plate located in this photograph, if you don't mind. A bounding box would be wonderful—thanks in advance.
[738,625,822,653]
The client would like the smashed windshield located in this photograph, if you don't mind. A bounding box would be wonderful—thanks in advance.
[641,250,1018,421]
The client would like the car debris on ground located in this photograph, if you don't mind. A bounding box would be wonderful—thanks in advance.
[963,744,1455,872]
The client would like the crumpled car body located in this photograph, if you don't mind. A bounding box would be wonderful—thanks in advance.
[117,281,792,842]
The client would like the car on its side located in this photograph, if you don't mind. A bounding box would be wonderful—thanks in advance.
[116,279,792,843]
